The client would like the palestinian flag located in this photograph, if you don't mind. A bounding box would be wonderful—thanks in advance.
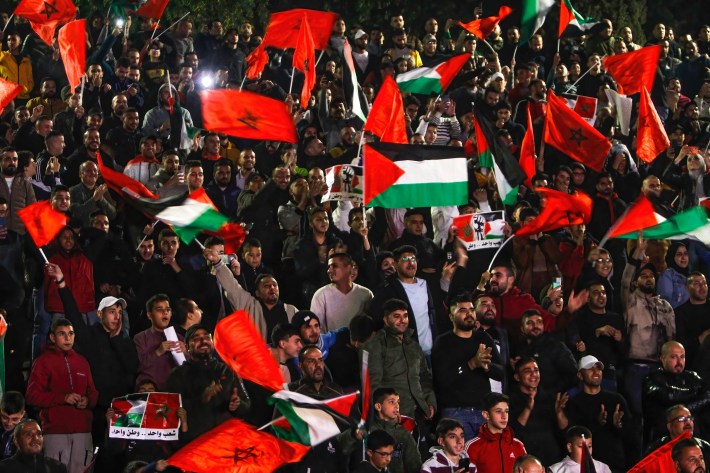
[559,0,601,37]
[608,207,710,245]
[269,390,358,446]
[110,392,181,440]
[600,194,665,245]
[395,54,470,95]
[473,111,526,205]
[453,211,507,251]
[343,39,368,122]
[363,143,468,208]
[580,435,597,473]
[520,0,556,43]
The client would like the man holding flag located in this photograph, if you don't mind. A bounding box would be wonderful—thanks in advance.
[549,426,612,473]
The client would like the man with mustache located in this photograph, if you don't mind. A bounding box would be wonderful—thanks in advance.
[0,147,35,236]
[432,293,503,441]
[673,438,707,473]
[647,405,710,460]
[166,324,250,444]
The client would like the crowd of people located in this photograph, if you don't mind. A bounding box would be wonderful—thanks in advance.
[0,3,709,473]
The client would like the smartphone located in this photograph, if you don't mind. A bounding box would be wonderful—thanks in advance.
[553,277,562,289]
[446,251,454,263]
[115,18,125,28]
[458,458,470,471]
[220,254,237,265]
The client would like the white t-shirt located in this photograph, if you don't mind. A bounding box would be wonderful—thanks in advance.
[310,283,374,331]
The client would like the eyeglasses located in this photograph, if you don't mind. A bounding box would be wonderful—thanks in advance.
[400,256,417,262]
[373,451,393,457]
[596,258,612,263]
[673,415,694,423]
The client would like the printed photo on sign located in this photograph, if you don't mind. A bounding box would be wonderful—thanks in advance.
[323,165,363,203]
[452,211,506,251]
[109,392,181,441]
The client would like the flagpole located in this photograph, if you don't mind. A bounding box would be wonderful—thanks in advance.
[38,248,49,264]
[2,14,13,33]
[571,57,601,89]
[153,11,191,42]
[598,200,636,248]
[556,38,561,53]
[78,76,86,105]
[136,220,159,251]
[315,50,326,67]
[481,38,497,56]
[148,19,161,42]
[288,67,295,95]
[239,75,247,91]
[487,235,514,271]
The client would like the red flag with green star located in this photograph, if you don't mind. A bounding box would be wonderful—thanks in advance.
[544,90,610,172]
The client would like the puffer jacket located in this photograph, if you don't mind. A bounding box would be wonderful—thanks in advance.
[0,51,33,99]
[362,326,436,418]
[25,345,98,434]
[465,424,526,473]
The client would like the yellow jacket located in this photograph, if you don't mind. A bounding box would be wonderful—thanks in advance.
[0,51,34,99]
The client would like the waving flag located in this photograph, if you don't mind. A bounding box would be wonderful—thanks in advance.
[453,211,507,251]
[558,0,600,37]
[168,418,310,473]
[364,143,468,208]
[637,85,669,163]
[18,201,68,247]
[395,53,470,95]
[58,19,86,92]
[214,311,285,392]
[0,78,22,111]
[153,198,229,244]
[342,39,367,122]
[516,188,592,237]
[98,152,157,199]
[544,90,610,172]
[627,431,691,473]
[459,6,513,40]
[134,0,170,19]
[363,76,408,144]
[187,188,247,254]
[261,9,337,50]
[245,43,269,80]
[519,0,555,43]
[520,108,536,188]
[602,45,662,95]
[200,89,297,143]
[599,194,664,245]
[14,0,77,45]
[608,207,710,245]
[292,14,316,109]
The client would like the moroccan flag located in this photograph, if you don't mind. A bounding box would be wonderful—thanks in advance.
[580,436,597,473]
[245,43,269,80]
[637,85,670,163]
[214,311,285,392]
[58,19,86,92]
[364,143,468,208]
[0,77,23,111]
[292,14,316,109]
[269,390,358,446]
[134,0,169,19]
[18,201,67,247]
[363,76,407,144]
[602,45,662,95]
[14,0,77,46]
[168,418,310,472]
[558,0,600,37]
[627,430,691,473]
[262,9,337,50]
[97,152,157,199]
[360,350,371,425]
[572,95,598,121]
[200,89,297,143]
[520,108,536,188]
[544,90,610,172]
[459,6,513,40]
[519,0,555,43]
[395,53,470,95]
[600,193,664,244]
[109,392,181,440]
[453,211,507,251]
[515,188,593,237]
[342,39,367,122]
[608,207,710,245]
[474,111,527,205]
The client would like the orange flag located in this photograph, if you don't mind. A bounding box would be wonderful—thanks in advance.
[516,188,593,237]
[18,201,68,247]
[200,89,298,143]
[459,6,514,40]
[602,45,662,95]
[544,90,610,172]
[637,85,670,163]
[519,107,536,188]
[0,77,23,111]
[245,43,269,80]
[627,430,691,473]
[262,9,337,50]
[292,14,316,109]
[214,311,285,392]
[363,76,408,144]
[14,0,77,45]
[58,19,86,92]
[168,418,310,473]
[134,0,169,19]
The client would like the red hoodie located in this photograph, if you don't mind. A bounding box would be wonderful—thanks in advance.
[465,424,526,473]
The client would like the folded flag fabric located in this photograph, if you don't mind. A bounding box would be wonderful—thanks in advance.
[18,201,68,247]
[58,19,86,93]
[453,211,507,251]
[323,165,363,203]
[364,143,468,208]
[363,76,408,144]
[168,418,310,473]
[342,39,368,122]
[459,6,513,40]
[292,13,316,109]
[558,0,600,37]
[516,188,592,237]
[109,392,181,441]
[269,390,358,446]
[604,88,633,135]
[580,435,597,473]
[637,85,670,163]
[519,108,536,188]
[602,45,662,95]
[395,54,470,95]
[360,350,371,425]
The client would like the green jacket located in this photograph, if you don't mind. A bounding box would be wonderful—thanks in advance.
[362,327,436,418]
